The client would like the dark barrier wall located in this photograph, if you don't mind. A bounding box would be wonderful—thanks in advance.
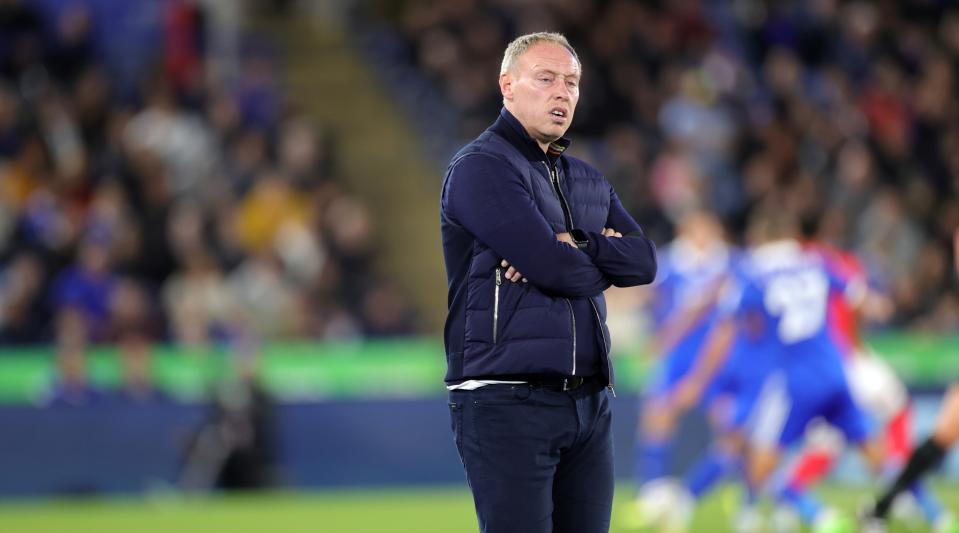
[6,394,953,498]
[274,396,712,489]
[0,404,207,496]
[0,395,717,497]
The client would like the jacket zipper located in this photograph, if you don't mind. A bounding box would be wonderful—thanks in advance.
[589,298,616,397]
[565,298,576,375]
[543,160,616,392]
[493,267,502,344]
[545,159,614,393]
[544,162,574,230]
[544,161,578,376]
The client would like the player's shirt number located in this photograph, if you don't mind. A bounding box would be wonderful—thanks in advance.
[763,270,829,344]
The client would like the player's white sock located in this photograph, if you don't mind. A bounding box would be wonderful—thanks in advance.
[858,507,888,533]
[666,485,695,532]
[734,504,763,533]
[889,491,921,525]
[632,478,687,530]
[771,503,800,533]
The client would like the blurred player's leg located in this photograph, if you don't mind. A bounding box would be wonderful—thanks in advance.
[868,383,959,524]
[775,423,843,529]
[682,437,740,501]
[834,353,947,527]
[629,397,682,530]
[676,389,750,508]
[675,434,748,533]
[748,371,865,533]
[631,361,696,530]
[635,395,677,486]
[881,405,948,526]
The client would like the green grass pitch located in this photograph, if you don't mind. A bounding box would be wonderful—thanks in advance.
[0,484,955,532]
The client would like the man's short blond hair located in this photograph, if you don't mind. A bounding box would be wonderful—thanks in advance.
[499,32,580,76]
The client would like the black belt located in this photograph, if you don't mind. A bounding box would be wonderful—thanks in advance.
[528,376,595,391]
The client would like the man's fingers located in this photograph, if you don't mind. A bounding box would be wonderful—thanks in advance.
[502,265,523,282]
[500,260,523,282]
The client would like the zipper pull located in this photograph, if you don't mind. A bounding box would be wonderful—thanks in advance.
[607,384,617,398]
[495,267,502,286]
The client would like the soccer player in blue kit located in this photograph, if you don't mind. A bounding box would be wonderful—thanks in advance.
[659,209,887,533]
[646,226,784,532]
[735,210,886,528]
[633,211,732,495]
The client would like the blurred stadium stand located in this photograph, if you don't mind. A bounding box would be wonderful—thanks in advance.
[0,0,429,349]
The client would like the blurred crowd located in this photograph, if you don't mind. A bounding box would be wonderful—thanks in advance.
[374,0,959,332]
[0,0,418,357]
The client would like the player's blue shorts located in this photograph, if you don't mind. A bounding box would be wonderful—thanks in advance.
[746,362,870,449]
[697,334,777,432]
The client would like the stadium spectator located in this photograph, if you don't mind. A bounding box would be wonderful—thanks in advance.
[0,251,47,343]
[162,250,233,346]
[50,238,118,343]
[45,307,105,406]
[114,331,166,403]
[178,347,277,491]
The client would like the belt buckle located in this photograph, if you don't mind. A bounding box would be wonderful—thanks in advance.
[562,377,582,391]
[562,378,570,391]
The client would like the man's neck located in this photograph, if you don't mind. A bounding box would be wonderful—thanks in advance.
[502,105,550,153]
[496,107,570,161]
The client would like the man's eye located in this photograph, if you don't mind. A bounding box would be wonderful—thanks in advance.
[566,81,578,88]
[539,77,552,83]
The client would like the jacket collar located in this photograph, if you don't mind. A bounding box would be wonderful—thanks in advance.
[491,107,571,165]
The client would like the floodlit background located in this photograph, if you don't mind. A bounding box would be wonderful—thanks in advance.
[0,0,956,531]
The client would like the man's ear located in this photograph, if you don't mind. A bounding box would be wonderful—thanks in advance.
[499,72,513,101]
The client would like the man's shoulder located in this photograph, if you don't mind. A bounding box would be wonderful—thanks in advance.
[447,133,531,180]
[450,131,518,166]
[561,154,605,181]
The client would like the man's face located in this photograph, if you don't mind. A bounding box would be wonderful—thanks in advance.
[500,42,581,149]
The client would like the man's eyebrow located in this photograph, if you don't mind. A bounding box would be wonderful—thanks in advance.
[532,67,581,79]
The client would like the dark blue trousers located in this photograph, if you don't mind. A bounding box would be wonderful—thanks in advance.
[448,381,614,533]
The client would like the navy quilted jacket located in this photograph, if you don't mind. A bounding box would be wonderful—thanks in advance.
[440,108,657,387]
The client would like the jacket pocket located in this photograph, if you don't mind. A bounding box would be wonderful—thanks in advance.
[492,267,502,344]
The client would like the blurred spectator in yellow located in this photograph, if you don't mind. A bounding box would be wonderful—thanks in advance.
[234,171,309,254]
